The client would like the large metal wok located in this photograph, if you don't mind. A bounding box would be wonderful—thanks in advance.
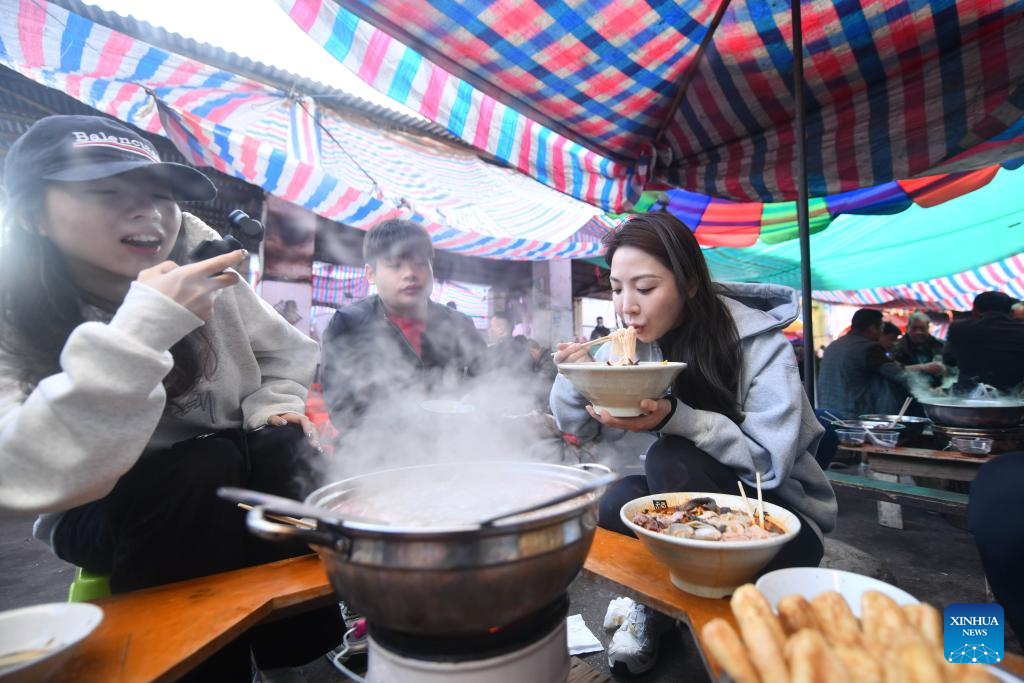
[917,396,1024,428]
[222,461,613,636]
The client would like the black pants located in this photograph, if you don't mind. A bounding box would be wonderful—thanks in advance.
[53,424,342,681]
[969,451,1024,649]
[599,435,825,572]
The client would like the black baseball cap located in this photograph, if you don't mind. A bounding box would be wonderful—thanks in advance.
[2,115,216,202]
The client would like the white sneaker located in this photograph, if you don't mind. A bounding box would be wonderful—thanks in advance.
[607,602,673,675]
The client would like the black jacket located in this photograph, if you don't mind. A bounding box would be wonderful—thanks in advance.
[943,313,1024,392]
[321,296,487,429]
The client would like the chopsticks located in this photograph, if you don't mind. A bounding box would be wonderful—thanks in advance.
[550,332,617,356]
[236,503,316,529]
[737,477,765,529]
[0,647,53,667]
[889,396,913,429]
[822,410,844,424]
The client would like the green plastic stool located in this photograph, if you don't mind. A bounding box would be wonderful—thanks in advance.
[67,567,111,602]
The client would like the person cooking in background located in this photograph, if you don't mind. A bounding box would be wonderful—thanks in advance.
[550,213,836,676]
[893,311,947,389]
[0,115,339,680]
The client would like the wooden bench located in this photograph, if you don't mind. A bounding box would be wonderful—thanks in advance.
[52,529,1024,682]
[827,471,969,514]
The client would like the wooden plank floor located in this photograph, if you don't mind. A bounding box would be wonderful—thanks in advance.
[568,656,612,682]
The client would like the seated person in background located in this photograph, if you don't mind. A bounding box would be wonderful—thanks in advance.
[879,321,901,354]
[321,219,486,430]
[590,315,611,340]
[520,337,558,411]
[551,213,835,675]
[944,291,1024,394]
[486,312,535,375]
[893,311,946,389]
[0,115,339,680]
[1012,300,1024,320]
[818,309,941,418]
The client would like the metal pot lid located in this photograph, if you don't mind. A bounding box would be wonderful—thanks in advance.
[305,461,607,536]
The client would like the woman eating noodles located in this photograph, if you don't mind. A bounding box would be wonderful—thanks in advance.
[0,115,339,680]
[550,212,836,675]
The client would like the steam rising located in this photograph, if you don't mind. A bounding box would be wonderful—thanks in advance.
[310,363,570,519]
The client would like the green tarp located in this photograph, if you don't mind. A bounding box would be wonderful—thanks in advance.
[587,166,1024,291]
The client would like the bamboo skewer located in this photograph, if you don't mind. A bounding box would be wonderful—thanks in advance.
[737,480,754,517]
[755,471,765,529]
[236,503,316,529]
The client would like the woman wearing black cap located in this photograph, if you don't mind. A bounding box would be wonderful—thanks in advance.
[0,115,340,680]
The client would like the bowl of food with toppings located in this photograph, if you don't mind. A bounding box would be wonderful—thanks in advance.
[621,492,800,598]
[557,326,686,417]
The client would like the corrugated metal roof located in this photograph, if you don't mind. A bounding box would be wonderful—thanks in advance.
[49,0,469,148]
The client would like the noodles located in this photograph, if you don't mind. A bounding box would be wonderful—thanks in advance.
[608,326,638,365]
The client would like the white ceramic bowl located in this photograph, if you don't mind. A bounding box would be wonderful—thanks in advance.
[620,492,800,598]
[0,603,103,682]
[556,362,686,417]
[755,567,918,617]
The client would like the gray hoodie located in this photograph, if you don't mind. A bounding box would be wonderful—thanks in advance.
[550,282,837,535]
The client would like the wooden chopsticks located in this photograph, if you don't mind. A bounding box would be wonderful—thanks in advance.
[236,503,316,529]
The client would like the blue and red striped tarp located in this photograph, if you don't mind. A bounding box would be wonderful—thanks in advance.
[0,0,612,261]
[279,0,1024,208]
[814,253,1024,311]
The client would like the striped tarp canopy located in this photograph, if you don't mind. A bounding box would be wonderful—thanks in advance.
[577,160,1020,247]
[278,0,1024,211]
[0,0,614,261]
[814,253,1024,311]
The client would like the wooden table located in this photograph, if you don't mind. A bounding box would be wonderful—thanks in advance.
[842,443,992,482]
[837,444,991,527]
[53,529,1024,682]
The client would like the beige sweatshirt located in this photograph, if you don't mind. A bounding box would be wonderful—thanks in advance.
[0,214,318,536]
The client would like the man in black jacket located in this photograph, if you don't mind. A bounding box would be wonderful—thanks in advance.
[321,219,487,431]
[944,291,1024,393]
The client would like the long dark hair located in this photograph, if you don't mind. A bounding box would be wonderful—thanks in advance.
[602,213,743,423]
[0,186,213,398]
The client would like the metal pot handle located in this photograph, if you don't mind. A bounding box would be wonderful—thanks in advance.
[246,506,351,555]
[218,487,351,554]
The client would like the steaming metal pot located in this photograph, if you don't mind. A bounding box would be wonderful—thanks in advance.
[223,461,611,636]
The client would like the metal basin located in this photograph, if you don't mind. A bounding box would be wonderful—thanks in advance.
[226,461,611,636]
[918,398,1024,428]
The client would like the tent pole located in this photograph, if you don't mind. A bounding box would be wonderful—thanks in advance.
[791,0,815,403]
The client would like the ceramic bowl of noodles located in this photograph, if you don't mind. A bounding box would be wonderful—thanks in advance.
[556,362,686,417]
[621,492,800,598]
